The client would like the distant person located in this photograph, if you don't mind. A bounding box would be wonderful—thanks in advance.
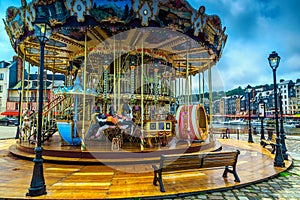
[94,103,100,113]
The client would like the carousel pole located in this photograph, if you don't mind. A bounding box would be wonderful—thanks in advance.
[21,53,26,138]
[140,31,145,151]
[190,70,192,105]
[186,42,191,145]
[208,66,213,126]
[81,29,88,151]
[186,43,190,110]
[130,56,135,104]
[118,39,121,110]
[27,63,30,109]
[17,53,26,140]
[198,69,201,104]
[113,35,116,112]
[202,71,205,104]
[181,75,183,105]
[174,75,177,103]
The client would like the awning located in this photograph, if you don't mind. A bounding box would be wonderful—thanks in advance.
[1,111,19,116]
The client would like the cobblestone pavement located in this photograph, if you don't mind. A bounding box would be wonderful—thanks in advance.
[168,134,300,200]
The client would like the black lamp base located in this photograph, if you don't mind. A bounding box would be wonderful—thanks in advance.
[26,185,46,197]
[274,138,285,167]
[26,147,46,197]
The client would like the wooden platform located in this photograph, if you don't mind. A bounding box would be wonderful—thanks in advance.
[10,134,221,164]
[0,138,293,199]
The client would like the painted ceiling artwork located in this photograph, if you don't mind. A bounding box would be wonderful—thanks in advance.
[4,0,227,76]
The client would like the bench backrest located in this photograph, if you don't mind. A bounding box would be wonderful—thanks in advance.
[160,150,240,172]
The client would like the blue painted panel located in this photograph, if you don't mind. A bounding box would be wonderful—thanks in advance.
[57,121,81,146]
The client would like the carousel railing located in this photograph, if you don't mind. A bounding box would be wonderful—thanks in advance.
[20,95,67,143]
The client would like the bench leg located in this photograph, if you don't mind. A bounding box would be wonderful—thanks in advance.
[223,166,240,182]
[158,171,165,192]
[222,166,229,178]
[153,170,158,186]
[271,145,275,154]
[233,173,240,182]
[232,166,240,182]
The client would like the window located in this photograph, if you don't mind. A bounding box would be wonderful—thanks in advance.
[0,73,3,80]
[0,85,2,93]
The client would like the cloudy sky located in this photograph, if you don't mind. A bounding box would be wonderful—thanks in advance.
[1,0,300,92]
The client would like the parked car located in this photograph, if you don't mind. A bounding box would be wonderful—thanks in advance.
[0,117,18,126]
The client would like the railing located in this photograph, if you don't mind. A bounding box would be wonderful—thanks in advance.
[19,95,67,143]
[8,97,49,102]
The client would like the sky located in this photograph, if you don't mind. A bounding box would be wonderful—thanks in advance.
[0,0,300,92]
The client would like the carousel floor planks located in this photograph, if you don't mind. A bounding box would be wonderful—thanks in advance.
[0,138,293,199]
[9,134,221,164]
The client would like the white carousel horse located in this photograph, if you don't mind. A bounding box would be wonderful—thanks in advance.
[20,110,32,141]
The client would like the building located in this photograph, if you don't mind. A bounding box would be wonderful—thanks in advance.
[278,79,295,114]
[0,56,23,117]
[3,73,66,117]
[294,80,300,114]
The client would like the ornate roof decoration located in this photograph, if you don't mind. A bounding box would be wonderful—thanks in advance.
[4,0,227,76]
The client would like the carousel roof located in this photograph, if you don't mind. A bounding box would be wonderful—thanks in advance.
[4,0,227,76]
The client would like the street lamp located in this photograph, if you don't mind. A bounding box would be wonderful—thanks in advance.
[279,91,288,160]
[27,17,52,196]
[246,85,254,143]
[15,89,22,139]
[268,51,285,167]
[258,97,266,144]
[246,85,253,143]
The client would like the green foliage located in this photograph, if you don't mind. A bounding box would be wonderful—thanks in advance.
[226,86,244,96]
[279,172,290,177]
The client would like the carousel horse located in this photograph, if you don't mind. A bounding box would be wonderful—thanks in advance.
[93,112,134,138]
[20,109,32,141]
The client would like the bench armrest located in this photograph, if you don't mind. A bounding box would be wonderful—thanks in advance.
[152,164,159,171]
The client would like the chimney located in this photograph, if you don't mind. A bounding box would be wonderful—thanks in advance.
[13,56,23,82]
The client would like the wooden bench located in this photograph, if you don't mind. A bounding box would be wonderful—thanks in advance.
[212,127,229,139]
[152,150,240,192]
[261,133,276,154]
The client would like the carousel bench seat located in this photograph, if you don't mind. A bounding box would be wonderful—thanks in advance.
[152,150,240,192]
[261,134,276,154]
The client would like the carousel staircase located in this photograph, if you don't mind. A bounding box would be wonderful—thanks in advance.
[41,95,66,142]
[26,95,66,143]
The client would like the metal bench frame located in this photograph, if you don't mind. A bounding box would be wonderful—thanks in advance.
[152,150,240,192]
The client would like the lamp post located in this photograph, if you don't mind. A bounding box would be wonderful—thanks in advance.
[268,51,285,167]
[15,89,22,139]
[246,85,254,143]
[259,97,266,144]
[27,17,52,196]
[279,91,288,160]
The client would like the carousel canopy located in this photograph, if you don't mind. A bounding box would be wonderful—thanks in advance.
[4,0,227,76]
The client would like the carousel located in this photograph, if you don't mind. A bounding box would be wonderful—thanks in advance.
[4,0,227,163]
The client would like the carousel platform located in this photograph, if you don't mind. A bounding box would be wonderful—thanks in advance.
[9,134,221,164]
[0,137,293,199]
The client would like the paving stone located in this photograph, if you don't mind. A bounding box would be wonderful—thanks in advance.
[196,195,208,199]
[237,196,249,200]
[224,197,237,200]
[223,192,235,196]
[208,195,224,200]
